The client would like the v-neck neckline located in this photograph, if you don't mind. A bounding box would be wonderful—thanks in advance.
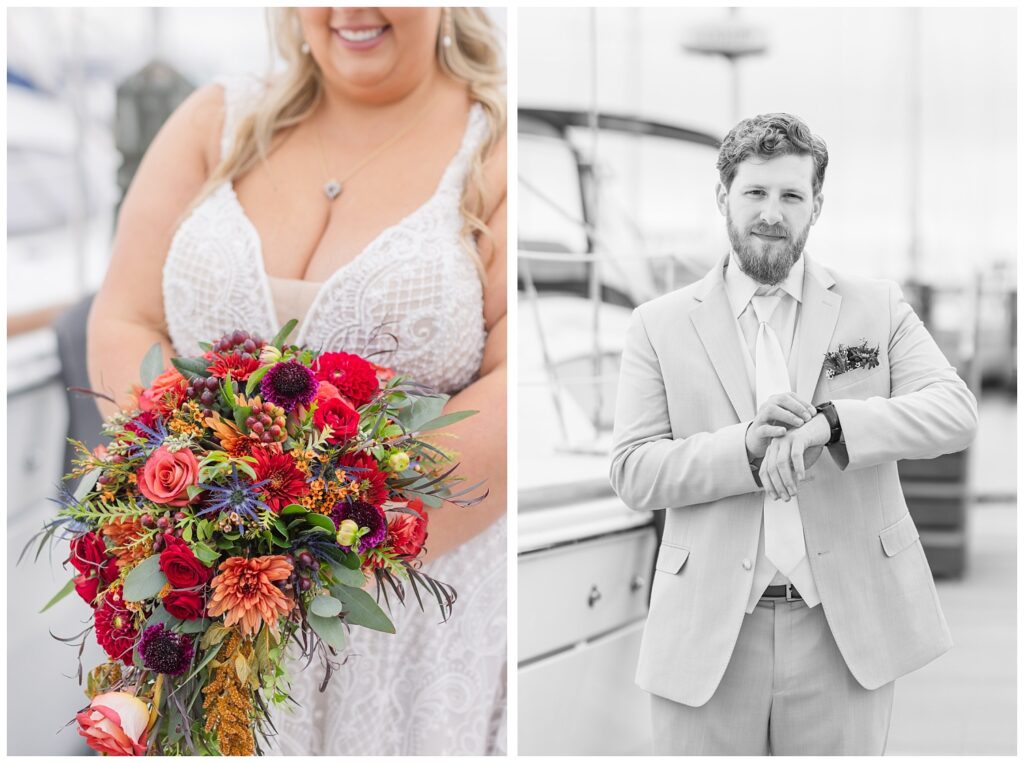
[220,103,481,346]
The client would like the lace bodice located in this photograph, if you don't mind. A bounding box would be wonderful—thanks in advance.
[162,77,487,396]
[160,76,505,755]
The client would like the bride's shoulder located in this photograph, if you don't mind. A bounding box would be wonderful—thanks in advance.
[180,74,269,171]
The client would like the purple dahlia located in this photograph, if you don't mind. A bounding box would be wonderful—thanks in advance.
[138,623,194,676]
[331,500,387,553]
[260,360,318,413]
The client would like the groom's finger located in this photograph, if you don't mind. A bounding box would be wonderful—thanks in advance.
[792,440,806,482]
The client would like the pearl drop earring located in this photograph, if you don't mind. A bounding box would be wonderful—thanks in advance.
[442,10,453,48]
[301,41,310,54]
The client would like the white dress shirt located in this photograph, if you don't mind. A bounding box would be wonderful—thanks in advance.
[723,252,822,611]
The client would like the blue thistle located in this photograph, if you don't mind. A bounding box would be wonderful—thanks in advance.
[196,464,270,525]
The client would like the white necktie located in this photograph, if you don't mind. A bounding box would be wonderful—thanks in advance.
[751,294,807,575]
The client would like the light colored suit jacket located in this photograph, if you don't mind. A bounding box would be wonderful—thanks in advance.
[609,254,978,707]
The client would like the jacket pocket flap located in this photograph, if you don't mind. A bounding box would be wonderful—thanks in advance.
[879,513,920,557]
[655,543,690,574]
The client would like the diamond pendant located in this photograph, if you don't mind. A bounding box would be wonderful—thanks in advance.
[323,180,342,201]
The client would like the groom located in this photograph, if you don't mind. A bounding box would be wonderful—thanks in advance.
[609,113,978,755]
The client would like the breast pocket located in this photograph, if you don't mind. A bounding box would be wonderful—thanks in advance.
[827,365,887,396]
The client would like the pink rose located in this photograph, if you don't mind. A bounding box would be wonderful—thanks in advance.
[76,691,149,756]
[137,446,198,507]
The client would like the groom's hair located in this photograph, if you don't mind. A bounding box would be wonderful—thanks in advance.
[717,113,829,195]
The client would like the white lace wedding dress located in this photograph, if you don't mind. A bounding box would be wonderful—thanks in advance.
[162,76,507,755]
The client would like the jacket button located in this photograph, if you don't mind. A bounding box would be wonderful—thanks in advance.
[742,559,752,571]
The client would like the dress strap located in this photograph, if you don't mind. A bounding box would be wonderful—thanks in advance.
[212,74,268,162]
[437,102,491,193]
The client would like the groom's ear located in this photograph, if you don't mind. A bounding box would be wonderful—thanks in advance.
[715,182,728,217]
[810,192,824,225]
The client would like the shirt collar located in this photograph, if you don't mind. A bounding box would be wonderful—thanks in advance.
[724,250,805,318]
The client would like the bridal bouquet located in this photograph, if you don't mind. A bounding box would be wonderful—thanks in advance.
[30,320,484,755]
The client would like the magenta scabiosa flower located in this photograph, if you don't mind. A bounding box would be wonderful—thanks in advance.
[138,623,194,676]
[330,500,387,553]
[260,360,318,413]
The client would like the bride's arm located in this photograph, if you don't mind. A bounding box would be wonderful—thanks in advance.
[419,146,507,561]
[87,85,225,418]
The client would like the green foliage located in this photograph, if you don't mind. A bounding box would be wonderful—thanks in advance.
[123,555,168,602]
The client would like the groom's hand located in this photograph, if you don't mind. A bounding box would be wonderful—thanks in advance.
[759,413,830,501]
[744,393,817,460]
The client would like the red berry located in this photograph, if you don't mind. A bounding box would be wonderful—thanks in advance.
[242,339,256,353]
[156,516,170,529]
[140,514,155,528]
[200,391,214,405]
[232,331,245,345]
[245,417,256,429]
[299,578,313,592]
[174,512,187,522]
[269,425,281,437]
[252,422,264,435]
[298,551,314,567]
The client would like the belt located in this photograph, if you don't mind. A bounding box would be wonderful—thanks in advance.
[761,583,801,601]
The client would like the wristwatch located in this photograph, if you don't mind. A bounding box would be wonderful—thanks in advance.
[815,401,843,445]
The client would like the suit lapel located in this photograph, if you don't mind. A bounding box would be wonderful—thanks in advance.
[795,259,841,403]
[690,263,756,422]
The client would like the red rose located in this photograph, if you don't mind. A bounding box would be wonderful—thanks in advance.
[74,574,101,607]
[137,445,199,507]
[159,536,213,589]
[387,499,429,558]
[313,397,360,444]
[314,352,379,407]
[69,532,108,576]
[162,589,205,621]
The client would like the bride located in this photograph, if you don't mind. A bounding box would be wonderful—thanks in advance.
[86,7,507,755]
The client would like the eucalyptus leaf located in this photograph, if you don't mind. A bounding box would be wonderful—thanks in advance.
[307,612,348,651]
[143,604,177,630]
[123,555,168,602]
[40,577,76,613]
[331,584,396,633]
[310,595,343,617]
[328,560,367,588]
[281,504,307,517]
[74,468,102,501]
[414,409,478,433]
[170,356,211,381]
[400,395,449,431]
[180,617,211,634]
[139,342,165,388]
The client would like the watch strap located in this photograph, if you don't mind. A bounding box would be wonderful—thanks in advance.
[815,401,842,445]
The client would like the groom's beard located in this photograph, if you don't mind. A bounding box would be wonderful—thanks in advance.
[727,209,810,286]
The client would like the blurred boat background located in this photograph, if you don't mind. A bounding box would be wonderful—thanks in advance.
[516,7,1016,756]
[6,8,269,755]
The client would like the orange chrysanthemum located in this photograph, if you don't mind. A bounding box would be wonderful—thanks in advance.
[206,556,294,639]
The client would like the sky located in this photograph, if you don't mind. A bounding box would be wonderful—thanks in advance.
[519,6,1017,287]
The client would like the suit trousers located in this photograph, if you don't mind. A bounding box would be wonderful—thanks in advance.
[650,598,895,755]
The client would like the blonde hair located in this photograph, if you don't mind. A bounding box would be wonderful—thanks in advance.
[189,8,505,276]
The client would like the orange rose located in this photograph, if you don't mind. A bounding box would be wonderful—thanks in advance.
[76,691,149,755]
[137,446,198,507]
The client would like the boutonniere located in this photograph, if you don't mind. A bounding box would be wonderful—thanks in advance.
[823,340,880,379]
